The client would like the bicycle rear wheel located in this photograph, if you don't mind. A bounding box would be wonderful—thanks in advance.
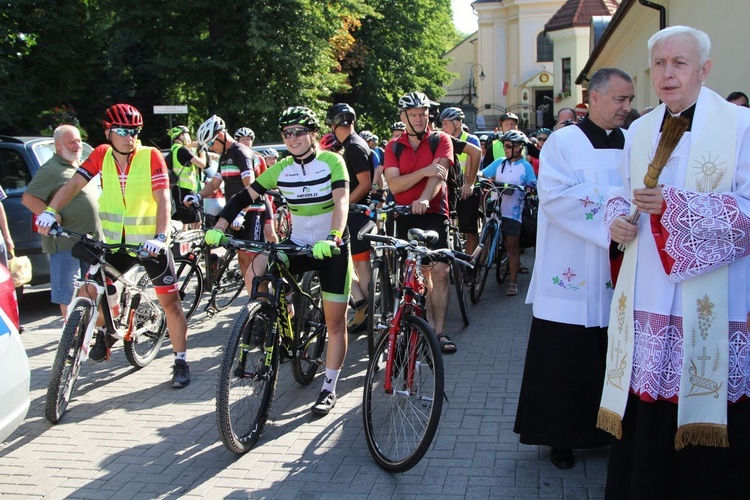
[123,281,167,368]
[291,271,326,385]
[363,315,444,472]
[45,304,92,423]
[174,257,204,321]
[210,249,244,311]
[470,225,495,303]
[367,258,393,358]
[216,301,278,453]
[452,259,470,326]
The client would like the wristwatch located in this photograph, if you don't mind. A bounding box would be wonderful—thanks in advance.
[155,233,168,243]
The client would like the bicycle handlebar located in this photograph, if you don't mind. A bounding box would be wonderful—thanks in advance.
[49,223,161,263]
[221,237,341,258]
[360,231,473,268]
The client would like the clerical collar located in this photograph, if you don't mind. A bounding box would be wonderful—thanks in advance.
[575,117,625,149]
[660,102,696,131]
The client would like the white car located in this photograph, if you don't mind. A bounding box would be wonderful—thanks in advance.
[0,264,30,442]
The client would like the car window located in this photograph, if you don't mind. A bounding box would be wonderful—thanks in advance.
[0,149,31,196]
[31,141,56,166]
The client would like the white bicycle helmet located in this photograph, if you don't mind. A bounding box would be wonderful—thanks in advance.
[398,92,432,110]
[233,127,255,140]
[502,130,528,144]
[439,107,465,122]
[197,115,226,146]
[260,148,279,159]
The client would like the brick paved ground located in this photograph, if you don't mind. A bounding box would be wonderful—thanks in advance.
[0,251,608,499]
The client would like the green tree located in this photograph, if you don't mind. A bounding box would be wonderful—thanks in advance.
[340,0,460,138]
[0,1,108,137]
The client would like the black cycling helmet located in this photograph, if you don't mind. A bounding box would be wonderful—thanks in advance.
[326,103,356,127]
[233,127,255,140]
[499,112,519,124]
[439,107,465,122]
[391,121,406,131]
[278,106,320,132]
[398,92,432,110]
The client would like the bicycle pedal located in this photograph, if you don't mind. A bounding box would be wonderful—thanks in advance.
[204,306,217,318]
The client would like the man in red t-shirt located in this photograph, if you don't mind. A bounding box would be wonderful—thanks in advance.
[383,91,457,354]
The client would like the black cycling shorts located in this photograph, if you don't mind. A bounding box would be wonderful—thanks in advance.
[395,213,450,264]
[347,211,372,257]
[456,192,481,233]
[283,240,352,303]
[106,247,178,295]
[171,187,200,223]
[502,217,522,237]
[229,209,269,250]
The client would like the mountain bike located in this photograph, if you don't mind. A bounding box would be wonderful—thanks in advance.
[470,179,532,303]
[169,205,244,320]
[359,225,473,472]
[214,238,328,454]
[447,210,470,326]
[45,226,167,423]
[351,203,410,359]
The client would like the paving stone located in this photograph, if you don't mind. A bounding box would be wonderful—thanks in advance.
[0,254,608,498]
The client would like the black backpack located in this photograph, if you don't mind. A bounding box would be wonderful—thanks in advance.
[391,131,462,211]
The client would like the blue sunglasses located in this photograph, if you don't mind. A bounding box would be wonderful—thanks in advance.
[111,128,141,137]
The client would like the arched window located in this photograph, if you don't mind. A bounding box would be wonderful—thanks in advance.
[537,32,553,62]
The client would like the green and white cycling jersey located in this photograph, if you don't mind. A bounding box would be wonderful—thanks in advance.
[251,150,349,246]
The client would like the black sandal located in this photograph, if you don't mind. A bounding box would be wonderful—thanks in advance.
[438,334,457,354]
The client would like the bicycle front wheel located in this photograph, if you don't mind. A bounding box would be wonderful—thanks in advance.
[216,301,278,454]
[210,249,245,311]
[291,271,326,385]
[363,315,444,472]
[45,304,92,423]
[174,257,204,321]
[470,225,495,303]
[124,281,167,368]
[367,259,393,359]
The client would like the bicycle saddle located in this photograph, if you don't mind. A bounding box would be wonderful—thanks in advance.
[407,228,438,246]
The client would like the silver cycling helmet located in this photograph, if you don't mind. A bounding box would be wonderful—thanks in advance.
[439,107,465,122]
[260,148,279,159]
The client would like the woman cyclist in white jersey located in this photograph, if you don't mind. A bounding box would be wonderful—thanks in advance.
[205,106,351,416]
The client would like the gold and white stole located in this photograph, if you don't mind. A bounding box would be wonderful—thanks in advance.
[598,89,736,448]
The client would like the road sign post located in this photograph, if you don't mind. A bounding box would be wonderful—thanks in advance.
[153,105,188,129]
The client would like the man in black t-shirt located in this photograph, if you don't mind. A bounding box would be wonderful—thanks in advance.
[186,115,276,277]
[327,103,374,333]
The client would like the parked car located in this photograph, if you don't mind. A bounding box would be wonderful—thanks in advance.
[0,263,29,442]
[0,135,93,285]
[251,143,289,160]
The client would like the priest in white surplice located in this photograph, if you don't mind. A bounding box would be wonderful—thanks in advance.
[514,68,635,469]
[603,26,750,499]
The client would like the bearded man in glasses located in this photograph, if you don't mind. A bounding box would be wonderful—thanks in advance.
[36,103,191,388]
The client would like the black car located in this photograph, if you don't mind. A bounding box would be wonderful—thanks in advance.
[0,135,93,285]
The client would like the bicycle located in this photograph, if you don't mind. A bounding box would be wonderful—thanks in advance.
[447,210,470,326]
[214,237,328,454]
[169,205,245,320]
[470,179,532,303]
[350,202,409,358]
[44,226,167,423]
[359,225,473,472]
